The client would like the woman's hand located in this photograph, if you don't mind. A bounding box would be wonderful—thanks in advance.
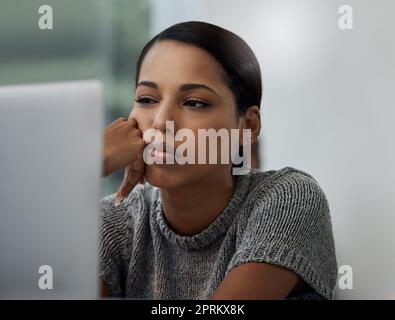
[102,116,146,205]
[114,158,145,206]
[102,116,145,177]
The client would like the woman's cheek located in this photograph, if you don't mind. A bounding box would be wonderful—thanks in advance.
[130,109,147,130]
[129,107,139,120]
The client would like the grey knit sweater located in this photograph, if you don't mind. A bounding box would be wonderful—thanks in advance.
[99,167,337,300]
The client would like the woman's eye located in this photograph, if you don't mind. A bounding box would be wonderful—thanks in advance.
[135,97,157,105]
[184,100,210,109]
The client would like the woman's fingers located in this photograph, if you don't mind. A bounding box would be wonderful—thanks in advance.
[115,166,136,206]
[102,112,146,177]
[114,155,145,206]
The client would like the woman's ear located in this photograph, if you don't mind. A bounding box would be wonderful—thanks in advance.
[238,105,261,144]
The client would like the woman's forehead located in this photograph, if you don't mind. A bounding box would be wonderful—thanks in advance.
[138,40,228,89]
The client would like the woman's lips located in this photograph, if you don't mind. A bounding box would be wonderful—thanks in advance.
[148,141,174,153]
[148,141,175,163]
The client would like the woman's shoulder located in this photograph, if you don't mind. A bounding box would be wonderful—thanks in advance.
[231,167,337,299]
[248,166,328,202]
[248,166,323,188]
[244,166,331,224]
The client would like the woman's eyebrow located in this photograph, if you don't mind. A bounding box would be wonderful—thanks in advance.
[179,83,220,97]
[137,81,220,97]
[137,81,158,89]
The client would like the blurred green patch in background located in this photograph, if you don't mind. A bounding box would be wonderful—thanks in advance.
[0,0,151,196]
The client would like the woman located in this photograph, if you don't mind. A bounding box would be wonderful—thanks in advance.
[100,21,337,300]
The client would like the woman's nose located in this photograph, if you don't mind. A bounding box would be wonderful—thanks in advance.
[152,103,176,134]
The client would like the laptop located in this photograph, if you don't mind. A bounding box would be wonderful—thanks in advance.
[0,80,104,299]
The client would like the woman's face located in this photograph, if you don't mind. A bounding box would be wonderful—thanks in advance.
[130,40,242,188]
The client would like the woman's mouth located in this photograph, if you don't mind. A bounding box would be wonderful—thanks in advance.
[148,141,175,164]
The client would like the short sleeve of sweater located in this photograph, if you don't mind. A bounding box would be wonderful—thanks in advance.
[99,194,129,297]
[226,169,338,300]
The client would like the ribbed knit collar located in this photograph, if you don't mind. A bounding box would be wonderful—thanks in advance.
[153,171,254,250]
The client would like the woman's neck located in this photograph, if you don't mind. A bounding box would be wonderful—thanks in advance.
[160,171,236,236]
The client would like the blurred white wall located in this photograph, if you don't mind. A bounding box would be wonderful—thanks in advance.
[150,0,395,299]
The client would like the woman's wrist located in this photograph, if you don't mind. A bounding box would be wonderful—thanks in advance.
[102,150,113,177]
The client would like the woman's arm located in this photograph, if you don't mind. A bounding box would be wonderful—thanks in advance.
[211,262,303,300]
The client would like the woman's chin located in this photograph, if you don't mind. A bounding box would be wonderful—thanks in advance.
[144,164,182,188]
[144,163,230,189]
